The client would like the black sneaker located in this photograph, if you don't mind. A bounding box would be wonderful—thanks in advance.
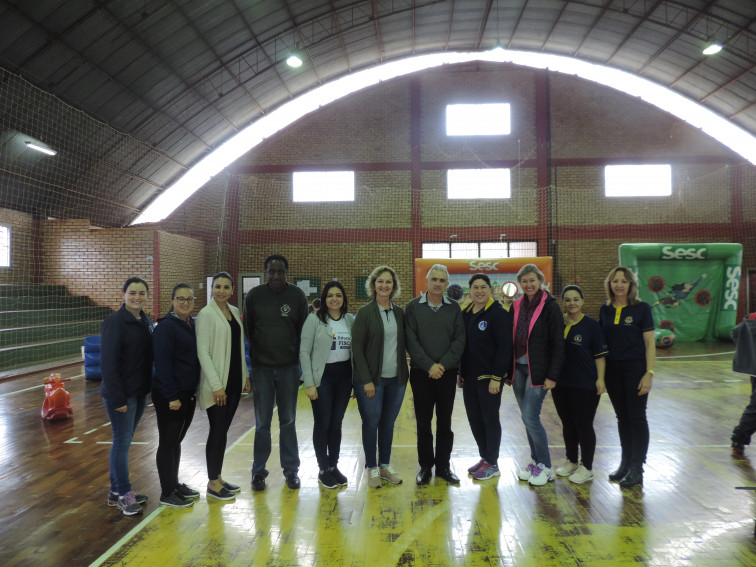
[160,491,194,508]
[222,481,241,494]
[207,486,236,501]
[108,491,147,506]
[330,467,348,486]
[175,483,200,500]
[318,470,339,489]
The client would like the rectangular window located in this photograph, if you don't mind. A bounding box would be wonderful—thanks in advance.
[0,225,9,268]
[605,164,672,197]
[446,103,511,136]
[293,171,355,202]
[447,169,511,199]
[422,241,537,259]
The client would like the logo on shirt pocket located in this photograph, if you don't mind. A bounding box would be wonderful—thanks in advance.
[478,321,488,331]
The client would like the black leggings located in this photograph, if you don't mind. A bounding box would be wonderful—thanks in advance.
[205,392,241,481]
[551,386,600,469]
[605,359,649,468]
[153,389,196,497]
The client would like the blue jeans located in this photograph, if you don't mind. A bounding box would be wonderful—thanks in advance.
[311,360,353,470]
[104,395,147,494]
[353,377,406,468]
[252,364,301,476]
[513,364,551,468]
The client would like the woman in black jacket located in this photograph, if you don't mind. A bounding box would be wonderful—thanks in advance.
[101,276,153,516]
[152,283,201,508]
[458,273,512,481]
[510,264,565,487]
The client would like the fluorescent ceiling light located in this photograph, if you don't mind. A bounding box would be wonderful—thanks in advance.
[132,49,756,225]
[25,141,57,156]
[286,55,303,68]
[703,44,722,55]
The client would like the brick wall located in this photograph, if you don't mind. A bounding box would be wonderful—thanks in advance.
[157,231,207,316]
[160,63,754,315]
[41,219,156,315]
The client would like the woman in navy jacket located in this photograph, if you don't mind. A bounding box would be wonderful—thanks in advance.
[511,264,565,487]
[152,283,201,508]
[100,276,153,516]
[458,273,512,481]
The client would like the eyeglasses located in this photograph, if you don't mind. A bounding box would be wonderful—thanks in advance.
[174,296,196,304]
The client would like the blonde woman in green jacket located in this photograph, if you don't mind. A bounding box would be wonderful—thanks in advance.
[299,281,355,489]
[352,265,409,489]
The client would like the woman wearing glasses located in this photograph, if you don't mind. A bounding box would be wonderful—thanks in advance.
[196,272,250,500]
[152,283,202,508]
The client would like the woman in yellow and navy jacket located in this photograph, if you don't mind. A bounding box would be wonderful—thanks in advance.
[458,273,512,481]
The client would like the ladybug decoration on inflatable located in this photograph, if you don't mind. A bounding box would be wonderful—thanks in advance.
[41,373,73,421]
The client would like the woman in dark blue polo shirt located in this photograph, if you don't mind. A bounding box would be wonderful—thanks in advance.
[599,267,656,488]
[553,285,608,484]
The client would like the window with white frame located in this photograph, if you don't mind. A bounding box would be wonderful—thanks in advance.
[293,171,355,202]
[446,103,511,136]
[0,224,9,268]
[604,164,672,197]
[422,241,537,259]
[447,168,511,199]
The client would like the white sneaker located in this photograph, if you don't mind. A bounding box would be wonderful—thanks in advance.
[568,464,594,484]
[518,461,537,481]
[555,460,578,477]
[528,463,555,486]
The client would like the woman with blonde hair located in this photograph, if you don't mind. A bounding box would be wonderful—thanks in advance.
[599,266,655,488]
[352,265,408,489]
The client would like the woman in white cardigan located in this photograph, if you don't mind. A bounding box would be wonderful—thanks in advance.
[299,281,355,489]
[196,272,250,500]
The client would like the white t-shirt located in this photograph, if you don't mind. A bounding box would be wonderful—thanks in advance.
[327,316,352,364]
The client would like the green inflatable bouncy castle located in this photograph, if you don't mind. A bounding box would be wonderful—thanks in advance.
[618,243,742,342]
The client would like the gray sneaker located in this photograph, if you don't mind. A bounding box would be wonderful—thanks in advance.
[109,491,147,507]
[117,491,143,516]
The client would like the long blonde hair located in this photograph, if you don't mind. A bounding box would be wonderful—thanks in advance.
[604,266,640,305]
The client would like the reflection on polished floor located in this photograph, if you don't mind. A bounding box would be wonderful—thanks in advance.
[2,344,756,566]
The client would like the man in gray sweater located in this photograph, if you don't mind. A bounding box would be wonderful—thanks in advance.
[243,254,308,491]
[405,264,466,485]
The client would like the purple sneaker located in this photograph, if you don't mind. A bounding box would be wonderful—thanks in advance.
[473,462,501,481]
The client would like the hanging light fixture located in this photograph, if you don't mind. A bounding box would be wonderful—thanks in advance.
[286,54,303,68]
[702,43,722,55]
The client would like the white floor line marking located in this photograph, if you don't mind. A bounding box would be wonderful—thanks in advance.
[88,507,165,567]
[0,373,84,399]
[96,441,113,444]
[84,429,98,434]
[64,437,82,444]
[659,351,734,359]
[102,422,110,427]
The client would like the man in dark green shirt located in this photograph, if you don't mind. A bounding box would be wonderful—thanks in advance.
[243,254,308,491]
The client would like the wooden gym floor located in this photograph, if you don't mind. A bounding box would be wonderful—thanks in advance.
[2,343,756,566]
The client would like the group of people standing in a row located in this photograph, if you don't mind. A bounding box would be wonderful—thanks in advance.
[100,256,655,517]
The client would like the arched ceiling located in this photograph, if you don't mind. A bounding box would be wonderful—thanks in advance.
[1,0,754,227]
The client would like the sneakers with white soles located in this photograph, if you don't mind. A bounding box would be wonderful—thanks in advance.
[568,464,594,484]
[528,463,555,486]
